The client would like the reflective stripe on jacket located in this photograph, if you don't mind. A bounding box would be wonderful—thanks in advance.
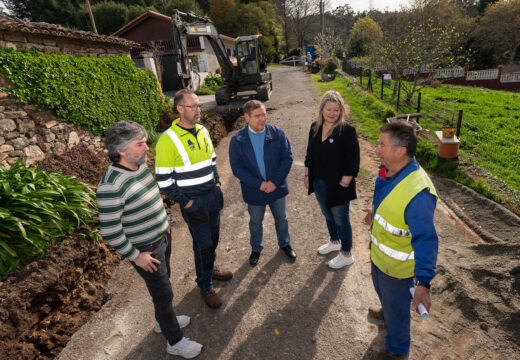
[155,119,217,205]
[369,166,438,279]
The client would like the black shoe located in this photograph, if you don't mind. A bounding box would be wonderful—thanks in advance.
[281,245,296,260]
[249,251,261,266]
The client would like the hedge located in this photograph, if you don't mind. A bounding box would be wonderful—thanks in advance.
[0,48,162,135]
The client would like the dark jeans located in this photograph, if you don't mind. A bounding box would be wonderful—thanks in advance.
[132,231,183,346]
[371,262,414,354]
[181,186,222,291]
[313,178,353,252]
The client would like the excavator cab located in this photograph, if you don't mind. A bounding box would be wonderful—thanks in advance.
[236,35,267,76]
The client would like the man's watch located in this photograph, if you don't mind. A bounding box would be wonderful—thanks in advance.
[416,280,431,290]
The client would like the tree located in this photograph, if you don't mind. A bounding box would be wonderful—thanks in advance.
[347,16,383,59]
[286,0,319,51]
[314,28,343,58]
[209,0,234,20]
[378,19,466,102]
[214,1,281,62]
[5,0,84,27]
[472,0,520,65]
[89,1,129,35]
[162,0,203,16]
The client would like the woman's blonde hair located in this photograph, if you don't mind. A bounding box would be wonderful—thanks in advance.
[313,90,346,136]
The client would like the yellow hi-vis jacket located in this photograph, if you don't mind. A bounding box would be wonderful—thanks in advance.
[155,119,217,205]
[369,167,438,279]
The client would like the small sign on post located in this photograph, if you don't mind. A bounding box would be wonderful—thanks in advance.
[383,74,392,86]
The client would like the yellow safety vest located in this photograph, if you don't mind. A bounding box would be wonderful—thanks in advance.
[369,167,438,279]
[155,119,216,190]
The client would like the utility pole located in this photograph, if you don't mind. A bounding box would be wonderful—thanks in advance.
[86,0,98,34]
[320,0,324,36]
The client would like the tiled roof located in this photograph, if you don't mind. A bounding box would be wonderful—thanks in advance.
[0,16,138,48]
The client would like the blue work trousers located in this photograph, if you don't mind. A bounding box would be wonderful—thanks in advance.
[247,196,291,253]
[371,261,414,355]
[181,186,222,291]
[132,232,183,346]
[313,178,353,252]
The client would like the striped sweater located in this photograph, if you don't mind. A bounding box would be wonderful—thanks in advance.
[96,163,169,261]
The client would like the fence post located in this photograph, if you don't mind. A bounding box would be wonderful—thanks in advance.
[456,109,463,137]
[417,92,422,113]
[368,69,373,92]
[360,68,363,88]
[381,76,384,99]
[396,81,401,111]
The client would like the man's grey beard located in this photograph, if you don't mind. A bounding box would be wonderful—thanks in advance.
[127,152,147,167]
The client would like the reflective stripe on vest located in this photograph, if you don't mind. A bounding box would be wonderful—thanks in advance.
[165,128,190,166]
[369,232,415,261]
[374,214,411,237]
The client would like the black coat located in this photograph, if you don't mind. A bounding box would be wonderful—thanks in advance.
[304,122,360,208]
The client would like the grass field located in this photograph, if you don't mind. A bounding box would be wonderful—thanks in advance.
[353,75,520,192]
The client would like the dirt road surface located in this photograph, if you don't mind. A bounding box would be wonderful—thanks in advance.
[58,67,520,360]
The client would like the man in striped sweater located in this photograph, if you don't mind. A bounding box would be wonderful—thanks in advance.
[97,121,202,358]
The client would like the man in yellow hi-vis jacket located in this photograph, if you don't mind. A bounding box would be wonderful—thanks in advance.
[155,89,232,309]
[363,121,438,359]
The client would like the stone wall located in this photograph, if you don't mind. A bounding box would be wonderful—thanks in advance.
[0,91,103,169]
[0,30,132,58]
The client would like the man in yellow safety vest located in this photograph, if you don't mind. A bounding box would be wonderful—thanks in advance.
[155,89,232,309]
[363,121,439,359]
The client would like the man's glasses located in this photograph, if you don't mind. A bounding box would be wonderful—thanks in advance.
[180,104,202,110]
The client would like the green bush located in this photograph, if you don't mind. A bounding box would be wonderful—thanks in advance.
[0,48,162,135]
[321,58,338,75]
[0,160,96,278]
[195,73,223,95]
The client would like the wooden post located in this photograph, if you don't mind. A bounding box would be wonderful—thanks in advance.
[417,92,422,113]
[396,81,401,111]
[380,76,384,99]
[456,109,463,138]
[86,0,97,34]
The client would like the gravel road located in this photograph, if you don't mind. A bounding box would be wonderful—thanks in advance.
[59,67,519,360]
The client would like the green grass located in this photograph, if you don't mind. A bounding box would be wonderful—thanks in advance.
[357,75,520,192]
[312,74,395,142]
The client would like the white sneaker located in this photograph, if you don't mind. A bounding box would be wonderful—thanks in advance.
[167,337,203,359]
[318,241,341,255]
[327,252,354,269]
[154,315,191,333]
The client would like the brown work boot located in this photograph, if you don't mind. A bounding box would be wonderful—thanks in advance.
[368,306,385,321]
[211,266,233,281]
[200,288,222,309]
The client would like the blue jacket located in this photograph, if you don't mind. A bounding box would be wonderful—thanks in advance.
[373,158,438,283]
[229,124,293,206]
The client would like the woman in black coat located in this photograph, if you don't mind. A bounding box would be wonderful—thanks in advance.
[304,90,360,269]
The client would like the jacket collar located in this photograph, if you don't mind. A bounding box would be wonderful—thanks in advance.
[236,124,274,142]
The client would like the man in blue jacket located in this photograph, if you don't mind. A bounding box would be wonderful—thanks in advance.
[229,100,295,266]
[363,121,438,359]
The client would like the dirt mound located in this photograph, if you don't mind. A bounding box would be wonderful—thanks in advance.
[35,143,109,186]
[0,225,122,359]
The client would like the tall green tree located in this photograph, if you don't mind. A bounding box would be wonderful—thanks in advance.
[5,0,84,27]
[347,16,383,58]
[472,0,520,65]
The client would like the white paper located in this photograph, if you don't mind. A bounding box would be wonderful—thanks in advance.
[409,287,429,320]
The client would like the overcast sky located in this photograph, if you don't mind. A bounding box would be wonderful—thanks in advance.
[329,0,411,12]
